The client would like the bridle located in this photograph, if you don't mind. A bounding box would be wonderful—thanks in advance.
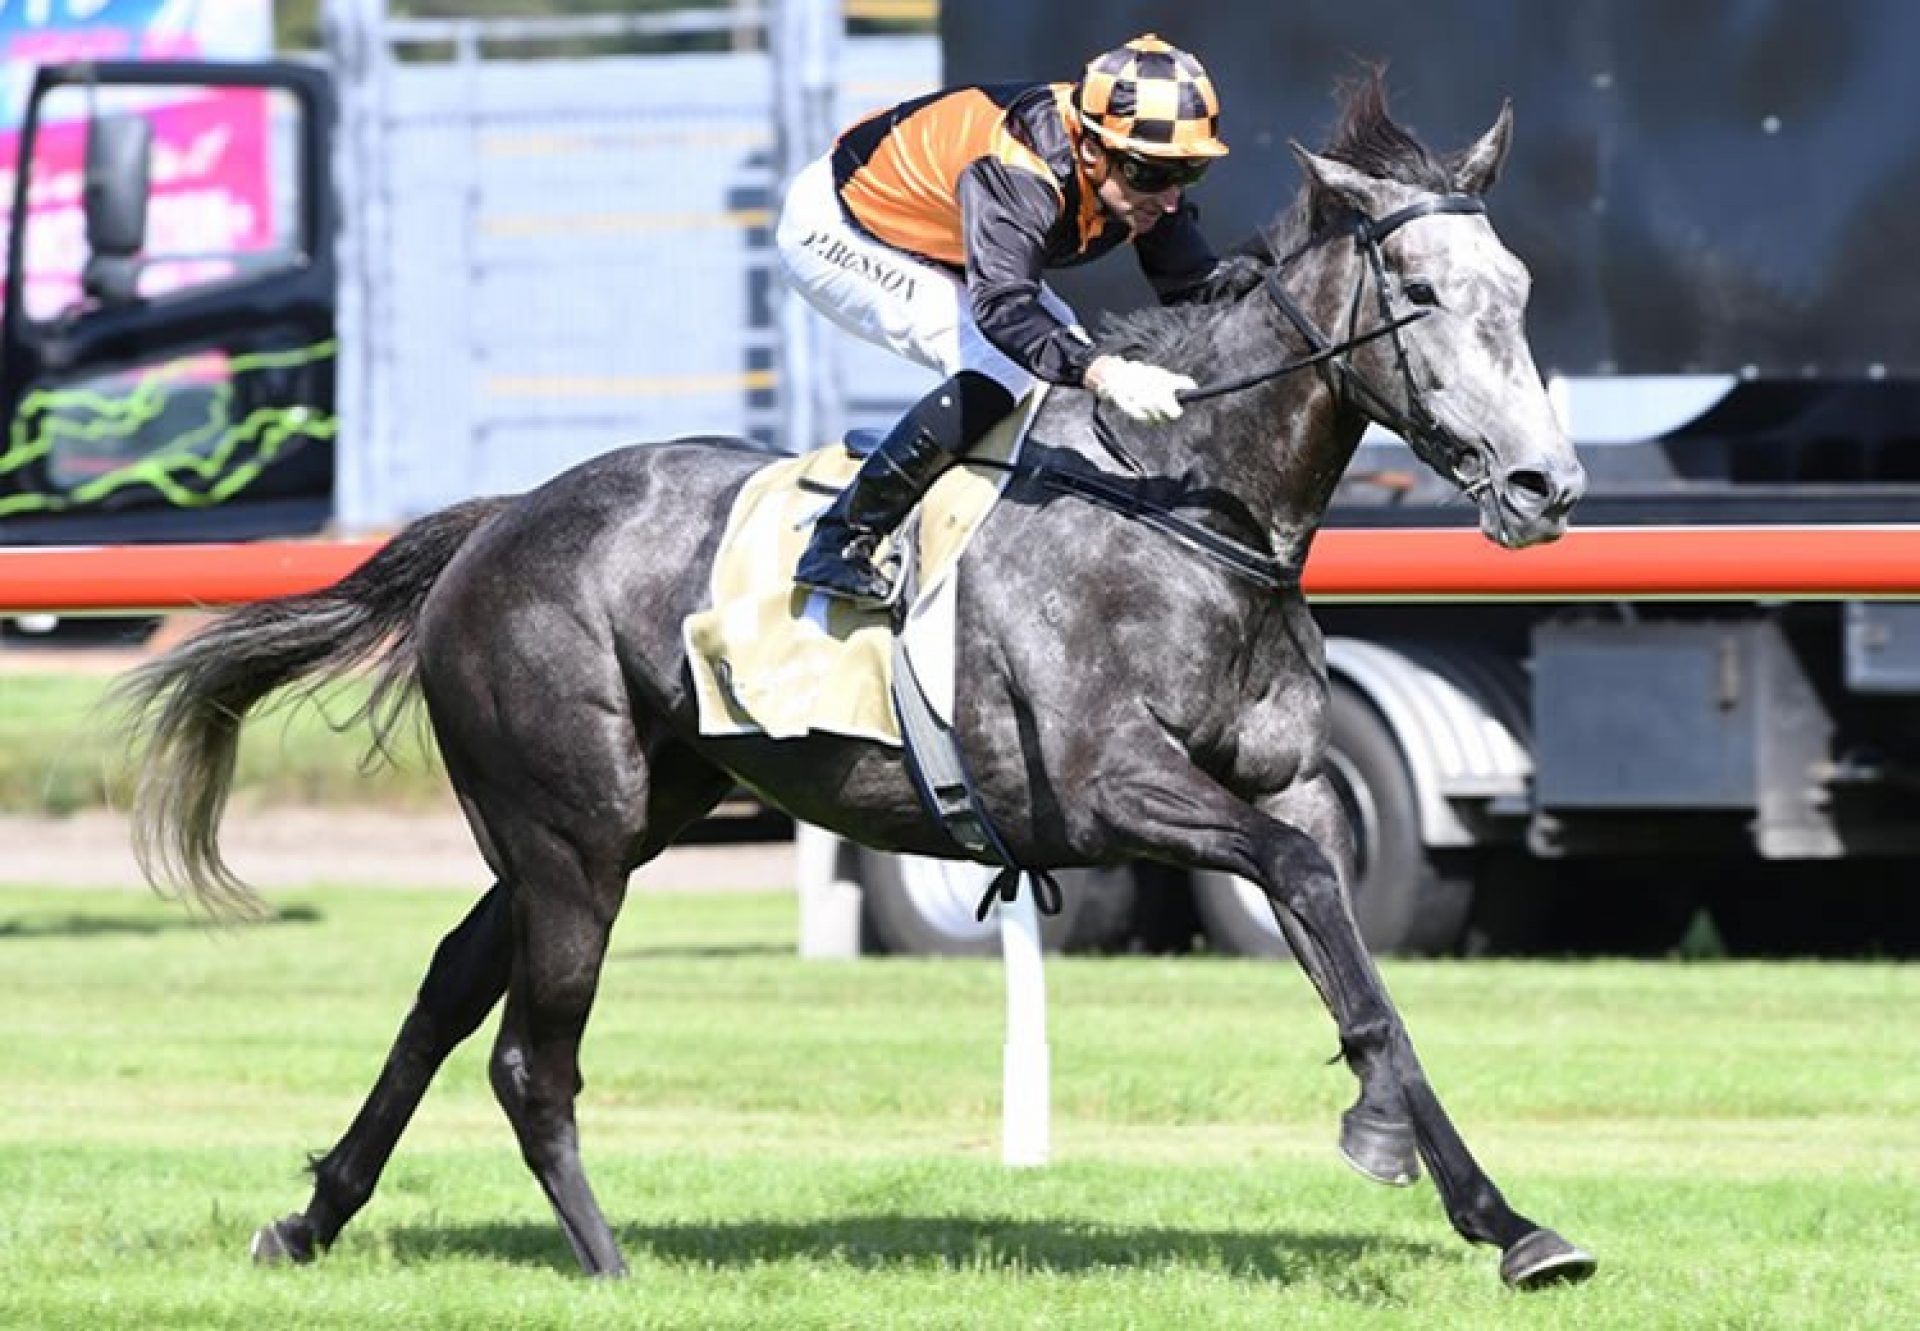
[1093,191,1490,486]
[1255,192,1493,500]
[1054,190,1497,593]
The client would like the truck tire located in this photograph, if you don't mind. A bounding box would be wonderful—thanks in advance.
[1190,683,1472,957]
[857,849,1138,956]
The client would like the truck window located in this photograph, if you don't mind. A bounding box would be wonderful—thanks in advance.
[13,81,310,323]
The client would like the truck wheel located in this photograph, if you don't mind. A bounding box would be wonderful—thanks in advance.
[857,850,1137,956]
[1190,683,1472,957]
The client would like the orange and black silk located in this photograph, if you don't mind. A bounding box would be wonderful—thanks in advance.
[831,82,1218,386]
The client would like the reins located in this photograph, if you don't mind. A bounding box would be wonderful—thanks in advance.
[968,455,1301,593]
[1054,190,1490,591]
[1089,290,1429,476]
[1174,285,1430,405]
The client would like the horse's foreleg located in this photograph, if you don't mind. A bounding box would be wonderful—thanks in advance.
[251,881,513,1265]
[490,852,629,1277]
[1261,777,1420,1187]
[1100,762,1594,1288]
[1252,820,1596,1285]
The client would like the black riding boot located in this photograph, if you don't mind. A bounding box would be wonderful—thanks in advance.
[796,370,1015,605]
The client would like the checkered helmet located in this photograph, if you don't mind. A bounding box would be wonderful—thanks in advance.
[1073,33,1229,160]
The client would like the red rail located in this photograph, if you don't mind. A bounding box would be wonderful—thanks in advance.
[0,540,384,613]
[1306,525,1920,599]
[3,525,1920,613]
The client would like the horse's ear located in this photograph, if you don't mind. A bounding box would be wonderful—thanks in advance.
[1451,101,1513,196]
[1289,141,1398,216]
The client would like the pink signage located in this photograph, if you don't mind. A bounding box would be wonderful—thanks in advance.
[1,89,274,318]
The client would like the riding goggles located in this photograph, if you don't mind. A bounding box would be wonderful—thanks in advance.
[1110,150,1210,193]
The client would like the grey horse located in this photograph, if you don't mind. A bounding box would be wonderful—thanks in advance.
[119,72,1593,1288]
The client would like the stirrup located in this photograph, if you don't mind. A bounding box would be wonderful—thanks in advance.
[795,542,902,609]
[796,569,902,610]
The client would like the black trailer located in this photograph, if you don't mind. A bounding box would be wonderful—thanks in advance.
[818,2,1920,959]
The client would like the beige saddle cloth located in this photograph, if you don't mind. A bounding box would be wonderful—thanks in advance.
[683,391,1039,745]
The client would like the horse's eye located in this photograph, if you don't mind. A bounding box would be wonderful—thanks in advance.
[1403,279,1441,308]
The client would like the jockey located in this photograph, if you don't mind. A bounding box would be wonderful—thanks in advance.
[776,32,1232,604]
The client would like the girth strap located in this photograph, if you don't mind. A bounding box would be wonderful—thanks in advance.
[889,592,1063,921]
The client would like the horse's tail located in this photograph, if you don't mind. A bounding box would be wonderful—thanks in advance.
[115,496,511,918]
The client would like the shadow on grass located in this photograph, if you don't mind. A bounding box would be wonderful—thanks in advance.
[0,903,322,940]
[387,1215,1442,1284]
[608,943,791,962]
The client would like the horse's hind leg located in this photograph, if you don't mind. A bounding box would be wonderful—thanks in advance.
[410,559,740,1276]
[487,868,628,1275]
[1099,757,1595,1289]
[251,881,514,1264]
[469,732,734,1277]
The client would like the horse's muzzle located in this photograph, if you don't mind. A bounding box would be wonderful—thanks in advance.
[1488,454,1586,547]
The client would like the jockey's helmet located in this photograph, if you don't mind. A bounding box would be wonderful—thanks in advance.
[1073,33,1230,162]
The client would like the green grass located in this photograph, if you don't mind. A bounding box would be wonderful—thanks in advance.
[1,885,1915,1328]
[0,670,446,815]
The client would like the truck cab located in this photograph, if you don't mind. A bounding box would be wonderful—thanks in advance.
[1,60,336,550]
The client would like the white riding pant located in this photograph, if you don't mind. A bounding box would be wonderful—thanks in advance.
[775,155,1083,399]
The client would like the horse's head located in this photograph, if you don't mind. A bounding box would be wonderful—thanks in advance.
[1287,82,1584,547]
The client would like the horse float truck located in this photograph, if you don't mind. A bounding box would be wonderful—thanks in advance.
[797,1,1920,959]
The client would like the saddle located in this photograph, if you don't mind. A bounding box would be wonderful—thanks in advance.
[682,390,1041,746]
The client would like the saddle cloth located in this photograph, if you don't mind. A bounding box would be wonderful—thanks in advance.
[682,390,1039,745]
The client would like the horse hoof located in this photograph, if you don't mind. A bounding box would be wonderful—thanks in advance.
[1338,1107,1421,1186]
[249,1214,317,1267]
[1500,1227,1597,1290]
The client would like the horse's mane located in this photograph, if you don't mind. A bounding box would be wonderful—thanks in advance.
[1311,66,1454,198]
[1099,66,1451,369]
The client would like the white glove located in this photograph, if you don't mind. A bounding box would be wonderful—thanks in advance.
[1085,355,1196,424]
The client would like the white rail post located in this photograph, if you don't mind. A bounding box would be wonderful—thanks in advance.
[998,885,1050,1167]
[793,823,863,959]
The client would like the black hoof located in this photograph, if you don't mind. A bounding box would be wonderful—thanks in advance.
[249,1214,318,1267]
[1338,1107,1421,1187]
[1500,1227,1597,1290]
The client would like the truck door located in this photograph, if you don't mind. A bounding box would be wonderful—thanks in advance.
[0,61,335,544]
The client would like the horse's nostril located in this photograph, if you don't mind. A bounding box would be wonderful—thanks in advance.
[1504,465,1583,519]
[1508,469,1551,505]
